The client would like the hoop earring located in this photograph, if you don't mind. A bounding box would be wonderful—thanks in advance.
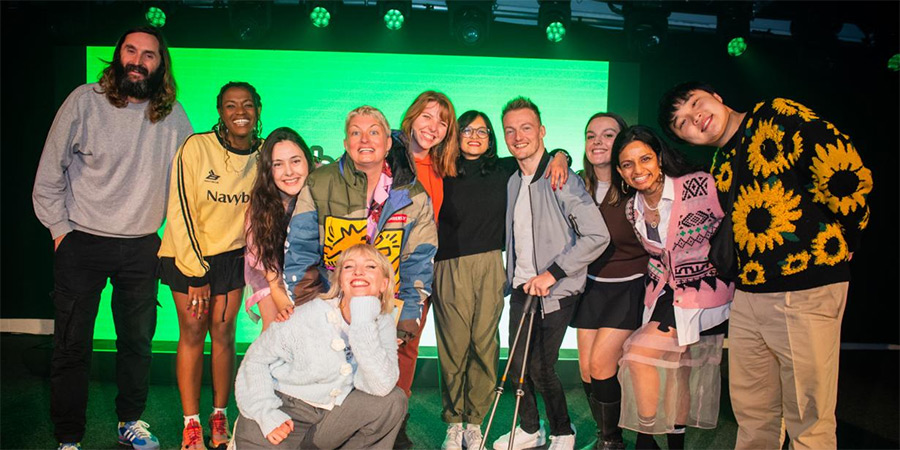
[621,180,631,194]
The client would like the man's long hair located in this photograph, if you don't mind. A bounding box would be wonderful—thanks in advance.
[96,26,177,123]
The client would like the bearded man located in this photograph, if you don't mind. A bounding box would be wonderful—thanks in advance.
[33,26,193,450]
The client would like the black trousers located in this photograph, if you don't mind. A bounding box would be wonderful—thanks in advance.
[507,288,576,437]
[50,230,161,443]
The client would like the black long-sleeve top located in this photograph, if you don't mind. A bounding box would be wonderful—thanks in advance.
[435,157,518,261]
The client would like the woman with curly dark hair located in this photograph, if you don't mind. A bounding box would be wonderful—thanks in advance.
[158,81,262,450]
[244,127,315,330]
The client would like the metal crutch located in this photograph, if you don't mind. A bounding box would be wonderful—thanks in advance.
[479,294,539,450]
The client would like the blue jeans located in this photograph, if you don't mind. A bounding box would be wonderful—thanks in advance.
[50,231,160,443]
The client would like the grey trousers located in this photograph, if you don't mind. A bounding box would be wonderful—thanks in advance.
[233,387,407,449]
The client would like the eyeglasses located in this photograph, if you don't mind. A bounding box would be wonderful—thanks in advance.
[461,127,491,139]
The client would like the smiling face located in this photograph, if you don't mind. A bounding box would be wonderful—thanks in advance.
[617,140,663,194]
[411,101,449,151]
[503,108,546,165]
[344,113,391,171]
[669,90,732,147]
[217,87,259,144]
[119,32,161,84]
[585,116,621,167]
[339,251,390,299]
[460,115,491,160]
[271,140,310,197]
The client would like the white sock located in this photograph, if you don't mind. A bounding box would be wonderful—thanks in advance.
[212,407,227,417]
[184,414,201,426]
[466,423,482,430]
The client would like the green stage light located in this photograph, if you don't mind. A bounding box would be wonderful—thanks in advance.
[889,54,900,71]
[384,9,405,30]
[728,37,747,56]
[546,21,566,43]
[310,6,331,28]
[145,6,166,28]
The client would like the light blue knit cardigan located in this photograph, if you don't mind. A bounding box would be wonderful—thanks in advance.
[235,296,399,437]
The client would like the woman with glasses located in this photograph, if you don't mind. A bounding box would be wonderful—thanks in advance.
[433,110,569,450]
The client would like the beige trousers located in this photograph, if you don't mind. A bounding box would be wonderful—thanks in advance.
[433,250,506,425]
[729,282,848,450]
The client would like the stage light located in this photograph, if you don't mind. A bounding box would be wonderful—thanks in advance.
[447,1,494,47]
[623,2,670,56]
[727,37,747,56]
[145,6,166,28]
[889,54,900,71]
[538,0,571,43]
[384,9,404,30]
[380,1,410,31]
[310,6,331,28]
[718,3,751,57]
[305,1,339,28]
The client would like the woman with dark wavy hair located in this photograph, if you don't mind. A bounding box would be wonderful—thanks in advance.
[158,81,263,450]
[611,126,732,450]
[96,25,177,123]
[244,127,315,330]
[573,112,649,450]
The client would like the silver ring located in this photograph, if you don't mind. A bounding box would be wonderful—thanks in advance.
[191,299,199,306]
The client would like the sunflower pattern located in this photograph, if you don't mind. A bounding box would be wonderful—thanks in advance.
[732,180,803,256]
[710,98,870,290]
[809,139,874,216]
[824,121,849,139]
[772,98,819,122]
[746,118,802,177]
[753,101,765,113]
[811,223,849,266]
[780,251,810,276]
[739,260,766,285]
[715,161,733,193]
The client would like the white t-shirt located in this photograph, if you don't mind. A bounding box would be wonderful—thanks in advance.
[512,175,537,287]
[595,180,610,204]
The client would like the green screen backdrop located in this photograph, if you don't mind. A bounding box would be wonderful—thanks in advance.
[86,46,610,348]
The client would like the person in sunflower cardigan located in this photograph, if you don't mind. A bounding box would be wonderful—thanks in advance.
[658,82,873,450]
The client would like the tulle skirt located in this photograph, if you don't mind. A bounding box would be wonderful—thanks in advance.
[617,322,724,434]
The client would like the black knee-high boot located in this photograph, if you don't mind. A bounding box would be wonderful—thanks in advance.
[588,397,625,449]
[393,413,413,449]
[635,433,660,449]
[666,425,686,450]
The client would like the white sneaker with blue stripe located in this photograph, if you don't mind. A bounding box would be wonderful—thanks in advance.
[117,420,160,450]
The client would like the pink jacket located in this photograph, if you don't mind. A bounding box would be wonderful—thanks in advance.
[627,173,734,310]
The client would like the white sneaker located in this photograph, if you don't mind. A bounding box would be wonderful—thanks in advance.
[491,424,546,450]
[547,424,577,450]
[442,423,464,450]
[463,424,484,449]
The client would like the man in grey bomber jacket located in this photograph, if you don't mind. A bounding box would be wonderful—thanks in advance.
[492,97,610,450]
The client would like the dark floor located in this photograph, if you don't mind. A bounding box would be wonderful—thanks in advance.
[1,333,897,449]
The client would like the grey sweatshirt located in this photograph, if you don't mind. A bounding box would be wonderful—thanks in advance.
[33,83,193,239]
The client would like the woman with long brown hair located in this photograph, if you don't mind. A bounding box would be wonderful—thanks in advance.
[573,113,648,450]
[244,127,315,330]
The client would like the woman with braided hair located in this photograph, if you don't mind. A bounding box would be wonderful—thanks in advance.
[159,81,262,450]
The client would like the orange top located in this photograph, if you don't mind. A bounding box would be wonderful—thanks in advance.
[414,154,443,223]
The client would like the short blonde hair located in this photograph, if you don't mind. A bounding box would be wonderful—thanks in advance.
[344,105,391,139]
[322,243,395,314]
